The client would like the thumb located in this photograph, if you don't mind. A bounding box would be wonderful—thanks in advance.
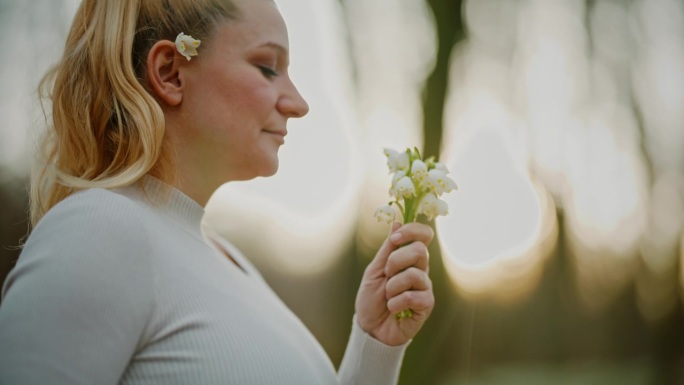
[368,221,402,271]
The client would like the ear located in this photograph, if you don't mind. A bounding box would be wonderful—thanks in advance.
[146,40,184,106]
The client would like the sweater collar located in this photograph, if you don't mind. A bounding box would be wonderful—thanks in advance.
[137,175,205,234]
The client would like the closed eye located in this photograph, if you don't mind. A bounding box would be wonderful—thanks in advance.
[258,65,278,79]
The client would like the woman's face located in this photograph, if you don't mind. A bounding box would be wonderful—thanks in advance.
[177,0,309,187]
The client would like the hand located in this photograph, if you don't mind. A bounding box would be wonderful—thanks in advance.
[355,222,435,346]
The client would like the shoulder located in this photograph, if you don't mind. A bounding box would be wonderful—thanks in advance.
[31,187,156,246]
[0,189,157,368]
[3,187,157,303]
[16,188,155,279]
[39,187,144,229]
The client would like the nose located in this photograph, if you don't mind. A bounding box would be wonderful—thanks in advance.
[278,79,309,118]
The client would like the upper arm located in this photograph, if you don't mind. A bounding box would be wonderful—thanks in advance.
[0,191,155,385]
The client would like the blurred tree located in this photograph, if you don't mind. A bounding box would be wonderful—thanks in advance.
[399,0,466,384]
[341,0,684,384]
[421,0,465,161]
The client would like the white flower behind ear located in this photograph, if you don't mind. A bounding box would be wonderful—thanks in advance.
[175,32,201,61]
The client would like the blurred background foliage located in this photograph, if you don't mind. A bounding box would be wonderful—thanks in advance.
[1,0,683,384]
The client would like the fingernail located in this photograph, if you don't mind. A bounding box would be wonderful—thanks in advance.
[390,232,402,243]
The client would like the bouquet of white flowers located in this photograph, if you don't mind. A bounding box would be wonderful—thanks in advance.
[375,147,457,224]
[374,147,458,319]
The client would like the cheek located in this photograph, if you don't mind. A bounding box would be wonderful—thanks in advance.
[228,74,278,113]
[188,70,277,143]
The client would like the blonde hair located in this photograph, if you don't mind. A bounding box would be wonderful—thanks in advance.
[31,0,239,226]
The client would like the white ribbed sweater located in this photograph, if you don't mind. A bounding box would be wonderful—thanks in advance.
[0,177,407,385]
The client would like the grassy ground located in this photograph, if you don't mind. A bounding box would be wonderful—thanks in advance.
[436,360,675,385]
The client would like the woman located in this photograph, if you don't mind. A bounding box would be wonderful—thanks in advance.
[0,0,435,384]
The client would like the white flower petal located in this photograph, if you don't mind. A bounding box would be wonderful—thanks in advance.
[416,193,448,220]
[383,148,399,158]
[175,32,201,61]
[427,169,457,195]
[391,170,407,186]
[410,159,429,187]
[411,159,427,174]
[394,176,416,198]
[443,175,458,192]
[374,204,396,223]
[434,162,449,173]
[384,148,410,173]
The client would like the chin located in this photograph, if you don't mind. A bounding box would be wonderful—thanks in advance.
[261,161,280,177]
[236,158,280,181]
[260,152,280,177]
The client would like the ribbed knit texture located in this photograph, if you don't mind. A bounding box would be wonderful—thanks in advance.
[0,176,408,385]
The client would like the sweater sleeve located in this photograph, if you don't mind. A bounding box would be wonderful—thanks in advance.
[337,315,410,385]
[0,190,155,385]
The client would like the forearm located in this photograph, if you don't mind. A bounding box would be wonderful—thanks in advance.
[337,315,410,385]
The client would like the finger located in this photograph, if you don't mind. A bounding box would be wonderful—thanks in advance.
[385,267,431,300]
[389,222,434,247]
[387,290,435,315]
[367,222,402,272]
[385,241,429,277]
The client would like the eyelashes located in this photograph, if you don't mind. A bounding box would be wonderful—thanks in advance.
[258,65,279,79]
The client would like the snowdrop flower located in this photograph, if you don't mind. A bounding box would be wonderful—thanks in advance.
[374,204,396,223]
[425,169,458,195]
[391,170,407,186]
[417,193,448,220]
[434,162,449,173]
[383,148,410,173]
[175,32,201,61]
[420,169,438,193]
[390,176,416,199]
[375,146,457,320]
[410,159,428,186]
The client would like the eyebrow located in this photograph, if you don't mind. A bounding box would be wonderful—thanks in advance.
[258,41,288,55]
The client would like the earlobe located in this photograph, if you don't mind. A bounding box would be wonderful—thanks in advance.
[146,41,184,106]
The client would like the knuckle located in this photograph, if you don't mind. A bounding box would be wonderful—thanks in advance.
[412,242,428,257]
[417,292,433,308]
[386,251,398,268]
[386,276,400,291]
[426,226,435,241]
[408,267,423,280]
[426,276,433,290]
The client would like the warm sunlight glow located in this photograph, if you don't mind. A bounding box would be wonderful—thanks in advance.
[631,0,684,173]
[205,0,362,276]
[438,128,557,301]
[344,0,437,257]
[439,29,556,301]
[5,0,684,334]
[0,0,80,176]
[563,118,649,312]
[636,172,683,322]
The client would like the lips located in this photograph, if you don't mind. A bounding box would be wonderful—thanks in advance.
[263,129,287,143]
[264,130,287,136]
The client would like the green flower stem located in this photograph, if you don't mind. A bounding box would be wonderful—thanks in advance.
[402,199,414,224]
[395,201,405,219]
